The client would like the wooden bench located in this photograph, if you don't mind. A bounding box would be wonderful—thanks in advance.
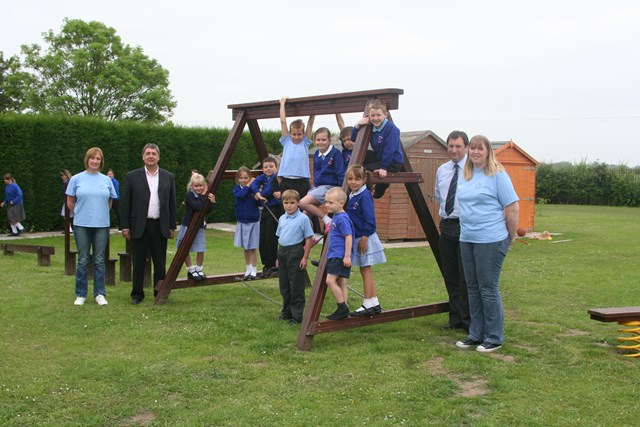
[588,307,640,358]
[66,250,118,285]
[2,243,55,266]
[588,307,640,323]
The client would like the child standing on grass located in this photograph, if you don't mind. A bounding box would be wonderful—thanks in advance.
[176,173,216,282]
[276,189,314,325]
[351,99,403,199]
[233,166,260,280]
[299,127,344,235]
[251,156,283,276]
[323,187,354,320]
[345,165,386,316]
[1,173,26,236]
[277,96,315,199]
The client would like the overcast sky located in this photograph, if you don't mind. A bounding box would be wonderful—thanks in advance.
[5,0,640,166]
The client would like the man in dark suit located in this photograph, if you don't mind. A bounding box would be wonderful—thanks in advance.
[120,143,177,304]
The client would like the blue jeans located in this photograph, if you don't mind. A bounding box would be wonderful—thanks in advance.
[73,226,109,298]
[460,238,511,345]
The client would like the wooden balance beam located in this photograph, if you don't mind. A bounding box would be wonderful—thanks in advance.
[2,243,55,266]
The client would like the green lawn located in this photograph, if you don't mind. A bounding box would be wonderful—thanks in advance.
[1,205,638,426]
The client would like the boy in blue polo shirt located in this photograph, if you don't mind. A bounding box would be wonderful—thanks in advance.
[323,187,354,320]
[276,189,314,324]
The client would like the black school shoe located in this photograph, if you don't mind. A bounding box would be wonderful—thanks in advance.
[349,304,382,317]
[327,304,350,320]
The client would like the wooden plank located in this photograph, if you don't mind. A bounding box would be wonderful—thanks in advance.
[1,243,55,254]
[171,271,277,289]
[305,302,449,334]
[229,88,403,120]
[588,307,640,323]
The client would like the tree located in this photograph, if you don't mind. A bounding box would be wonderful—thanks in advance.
[6,19,176,123]
[0,52,29,113]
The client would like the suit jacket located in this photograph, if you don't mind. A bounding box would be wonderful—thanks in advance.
[120,167,177,239]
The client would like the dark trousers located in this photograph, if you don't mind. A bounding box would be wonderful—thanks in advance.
[278,242,306,322]
[259,204,283,269]
[364,151,402,196]
[279,177,310,199]
[439,219,470,329]
[131,219,167,300]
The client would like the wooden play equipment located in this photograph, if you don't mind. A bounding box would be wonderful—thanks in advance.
[589,307,640,358]
[2,243,55,266]
[154,89,449,351]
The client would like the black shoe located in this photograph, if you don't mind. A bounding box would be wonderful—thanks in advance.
[16,229,24,235]
[350,304,382,317]
[278,314,292,321]
[131,298,144,305]
[455,337,482,349]
[188,271,201,281]
[288,319,301,325]
[327,304,350,320]
[7,232,18,237]
[310,259,320,267]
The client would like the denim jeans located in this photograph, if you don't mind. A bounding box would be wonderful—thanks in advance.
[460,237,511,345]
[73,226,109,298]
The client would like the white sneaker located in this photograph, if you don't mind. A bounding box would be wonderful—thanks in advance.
[74,297,86,306]
[95,295,108,306]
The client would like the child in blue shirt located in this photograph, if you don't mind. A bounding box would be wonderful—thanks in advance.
[233,167,260,280]
[1,173,25,236]
[176,173,216,281]
[277,95,315,199]
[276,189,314,324]
[299,127,344,235]
[351,99,404,199]
[323,187,354,320]
[251,156,283,276]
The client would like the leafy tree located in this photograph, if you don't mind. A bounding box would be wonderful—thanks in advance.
[0,52,29,112]
[5,18,176,123]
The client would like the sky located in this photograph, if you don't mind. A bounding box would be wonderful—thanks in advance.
[4,0,640,166]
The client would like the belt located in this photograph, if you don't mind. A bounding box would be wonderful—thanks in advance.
[441,217,459,223]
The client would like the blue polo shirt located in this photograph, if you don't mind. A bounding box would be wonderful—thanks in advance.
[327,212,354,259]
[276,209,314,246]
[66,171,117,227]
[277,135,312,178]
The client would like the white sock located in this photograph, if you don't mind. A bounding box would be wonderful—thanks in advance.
[10,224,17,233]
[187,265,196,273]
[363,298,375,309]
[250,265,257,275]
[246,265,251,275]
[322,216,331,225]
[195,265,203,272]
[16,223,24,231]
[371,296,380,307]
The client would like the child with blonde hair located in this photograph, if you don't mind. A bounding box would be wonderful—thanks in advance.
[176,173,216,281]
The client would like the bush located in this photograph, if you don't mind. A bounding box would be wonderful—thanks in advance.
[0,114,281,231]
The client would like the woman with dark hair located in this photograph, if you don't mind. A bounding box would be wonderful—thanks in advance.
[66,148,117,306]
[1,173,26,236]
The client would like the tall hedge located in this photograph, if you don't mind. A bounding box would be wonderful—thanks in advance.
[0,114,281,232]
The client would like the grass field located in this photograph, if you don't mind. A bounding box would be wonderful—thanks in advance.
[1,205,639,426]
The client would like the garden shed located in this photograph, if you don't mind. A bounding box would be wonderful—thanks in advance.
[309,132,539,241]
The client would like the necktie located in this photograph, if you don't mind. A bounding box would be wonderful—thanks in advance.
[445,164,459,216]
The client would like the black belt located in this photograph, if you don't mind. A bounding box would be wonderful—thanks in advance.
[441,217,459,223]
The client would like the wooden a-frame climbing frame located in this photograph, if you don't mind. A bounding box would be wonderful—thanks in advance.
[153,88,449,351]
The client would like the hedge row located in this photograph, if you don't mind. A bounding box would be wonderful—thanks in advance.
[0,114,281,232]
[536,162,640,207]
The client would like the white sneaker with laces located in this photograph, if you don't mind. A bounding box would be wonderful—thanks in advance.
[74,296,86,306]
[95,295,108,306]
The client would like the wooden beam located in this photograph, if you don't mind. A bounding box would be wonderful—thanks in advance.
[229,88,403,120]
[588,307,640,323]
